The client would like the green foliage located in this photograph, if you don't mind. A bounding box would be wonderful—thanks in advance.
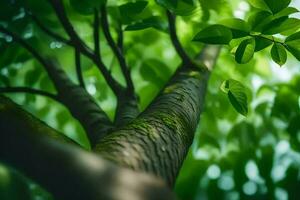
[220,79,248,116]
[193,0,300,66]
[219,18,251,38]
[193,25,233,44]
[70,0,106,15]
[235,38,256,64]
[119,1,149,24]
[125,16,167,32]
[285,32,300,61]
[155,0,197,15]
[271,43,287,66]
[248,0,291,14]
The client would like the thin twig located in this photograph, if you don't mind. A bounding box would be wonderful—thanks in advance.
[48,0,123,95]
[0,26,51,71]
[0,87,59,101]
[117,26,124,53]
[48,0,94,58]
[94,9,100,59]
[29,13,71,45]
[100,6,134,92]
[75,49,85,88]
[166,10,192,64]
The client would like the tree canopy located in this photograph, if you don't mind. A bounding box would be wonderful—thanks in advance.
[0,0,299,200]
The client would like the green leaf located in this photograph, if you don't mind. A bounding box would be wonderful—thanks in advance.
[286,44,300,61]
[272,7,299,19]
[70,0,106,15]
[271,43,287,66]
[248,0,291,14]
[264,0,291,14]
[248,11,272,30]
[119,1,148,24]
[247,0,270,12]
[155,0,178,10]
[254,36,273,52]
[219,18,251,38]
[262,18,300,35]
[286,31,300,43]
[193,25,232,44]
[155,0,197,15]
[220,79,248,116]
[285,31,300,59]
[235,38,256,64]
[182,0,196,5]
[125,16,167,32]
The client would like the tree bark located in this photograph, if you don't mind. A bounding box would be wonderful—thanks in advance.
[94,46,220,186]
[0,45,220,199]
[48,60,114,145]
[114,92,139,127]
[0,95,173,200]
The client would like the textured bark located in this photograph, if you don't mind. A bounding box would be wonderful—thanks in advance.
[45,59,114,146]
[94,66,208,185]
[0,44,220,199]
[0,26,114,146]
[0,95,174,200]
[94,45,220,186]
[114,91,139,127]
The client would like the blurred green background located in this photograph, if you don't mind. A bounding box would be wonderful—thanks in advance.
[0,0,299,199]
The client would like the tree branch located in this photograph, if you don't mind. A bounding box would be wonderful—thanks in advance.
[94,45,221,186]
[0,26,51,72]
[117,26,124,53]
[0,95,173,200]
[0,87,59,101]
[47,0,94,58]
[166,10,192,64]
[75,49,85,88]
[29,13,71,45]
[0,26,115,146]
[93,9,100,59]
[48,0,123,96]
[100,6,134,93]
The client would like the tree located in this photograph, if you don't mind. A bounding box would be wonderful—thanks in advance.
[0,0,299,199]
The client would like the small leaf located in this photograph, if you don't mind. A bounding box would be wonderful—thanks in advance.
[285,31,300,42]
[262,18,300,35]
[285,31,300,60]
[193,25,232,44]
[254,36,273,52]
[119,1,148,24]
[247,0,270,12]
[182,0,196,5]
[248,11,272,30]
[155,0,197,15]
[235,38,256,64]
[264,0,291,14]
[69,0,106,15]
[220,79,248,116]
[125,16,167,32]
[286,44,300,61]
[271,43,287,66]
[272,7,299,19]
[155,0,178,10]
[250,7,299,31]
[219,18,251,38]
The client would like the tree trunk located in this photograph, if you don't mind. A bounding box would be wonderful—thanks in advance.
[0,95,173,200]
[94,64,210,186]
[0,45,220,199]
